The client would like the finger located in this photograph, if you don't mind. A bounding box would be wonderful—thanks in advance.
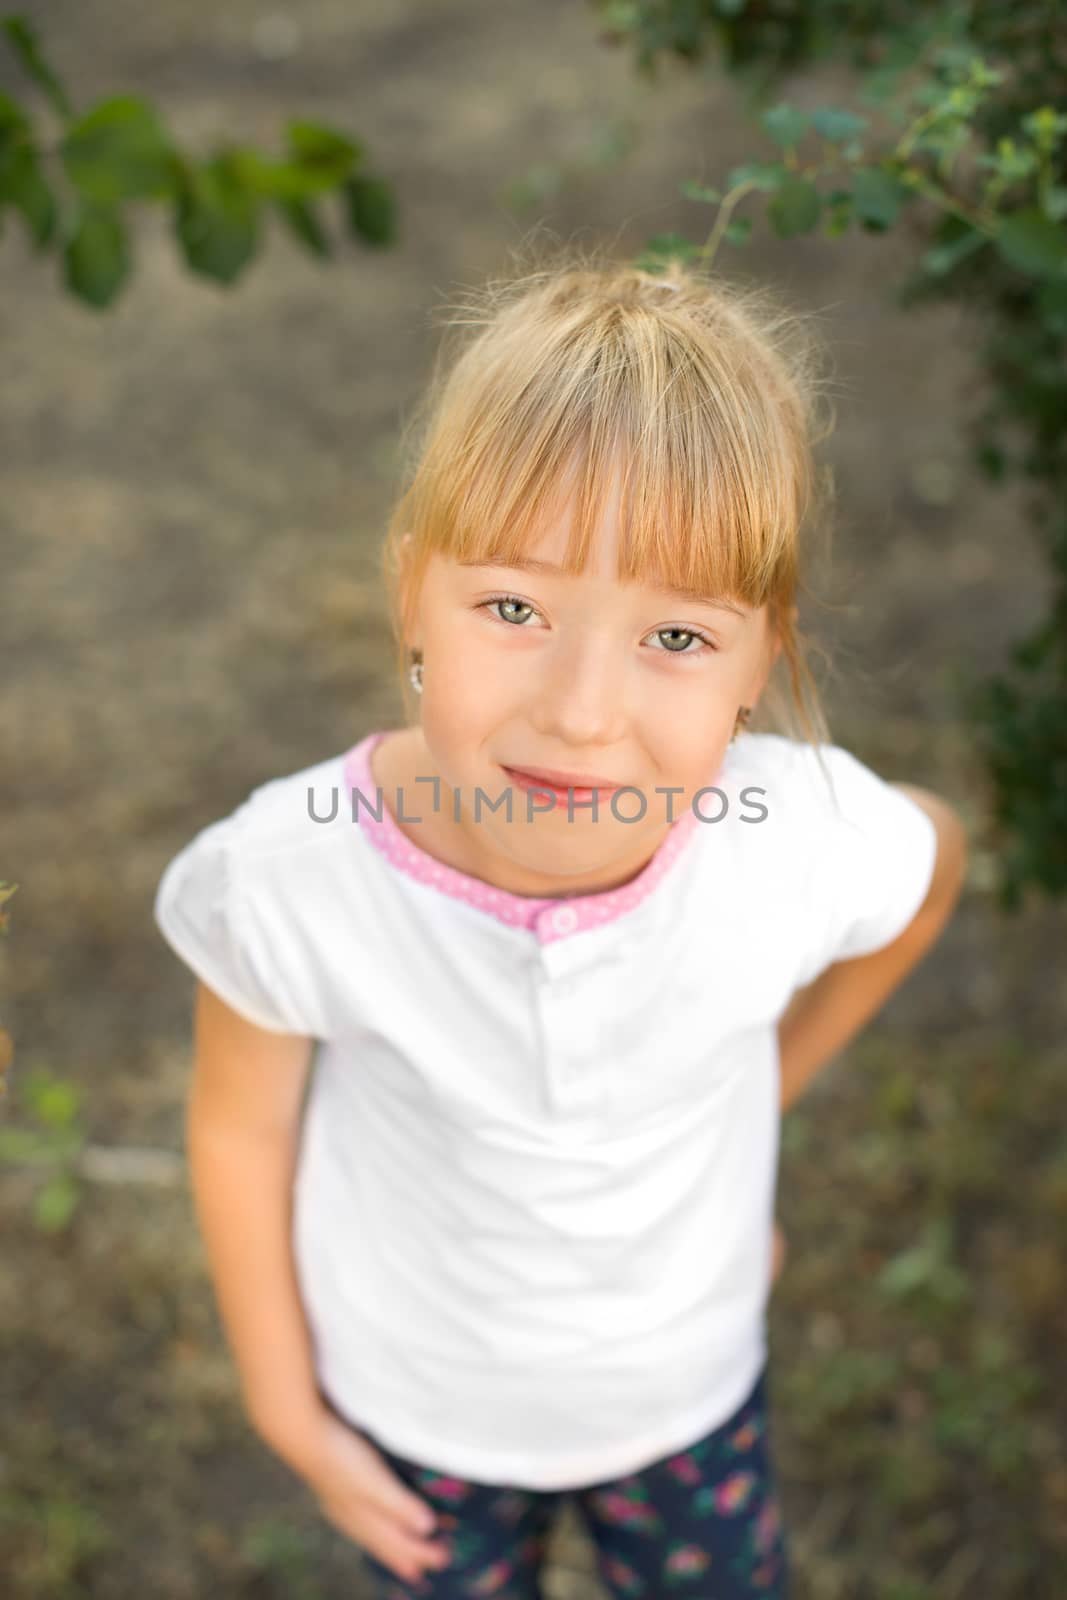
[356,1444,441,1537]
[368,1512,452,1584]
[319,1498,451,1584]
[370,1483,438,1538]
[323,1489,446,1565]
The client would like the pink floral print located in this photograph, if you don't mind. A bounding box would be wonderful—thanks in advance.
[360,1368,789,1598]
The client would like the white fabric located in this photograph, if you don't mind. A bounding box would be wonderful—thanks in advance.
[153,732,937,1490]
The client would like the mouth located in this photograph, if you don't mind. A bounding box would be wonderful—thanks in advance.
[500,763,621,796]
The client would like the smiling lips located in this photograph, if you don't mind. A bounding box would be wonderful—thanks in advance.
[501,763,621,793]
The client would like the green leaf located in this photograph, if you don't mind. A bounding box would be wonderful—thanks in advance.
[823,188,853,237]
[1021,106,1067,150]
[996,210,1067,278]
[725,160,785,193]
[1,14,74,121]
[174,157,261,283]
[24,1074,81,1128]
[0,136,56,247]
[768,176,821,237]
[633,233,698,272]
[679,178,722,204]
[922,227,989,276]
[62,96,176,204]
[63,204,130,307]
[34,1171,80,1233]
[723,217,752,246]
[851,165,908,230]
[876,1216,958,1300]
[760,103,810,150]
[224,149,332,203]
[285,120,361,188]
[343,174,395,247]
[275,196,331,258]
[810,107,868,145]
[0,88,31,141]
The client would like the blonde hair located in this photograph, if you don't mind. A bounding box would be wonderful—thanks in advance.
[380,240,839,749]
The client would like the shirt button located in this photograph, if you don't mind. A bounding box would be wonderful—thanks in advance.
[549,904,579,935]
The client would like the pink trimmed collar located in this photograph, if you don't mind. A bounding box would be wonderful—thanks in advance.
[342,731,702,945]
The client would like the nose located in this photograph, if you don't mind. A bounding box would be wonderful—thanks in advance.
[529,632,627,747]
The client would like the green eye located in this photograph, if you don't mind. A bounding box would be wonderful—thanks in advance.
[649,627,716,655]
[478,597,716,654]
[481,595,538,625]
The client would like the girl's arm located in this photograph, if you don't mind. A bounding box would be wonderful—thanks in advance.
[186,981,327,1469]
[185,984,454,1581]
[777,787,968,1114]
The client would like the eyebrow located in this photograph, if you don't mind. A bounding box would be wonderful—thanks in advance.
[457,557,750,617]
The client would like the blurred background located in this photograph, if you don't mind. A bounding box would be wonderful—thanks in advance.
[1,2,1065,1596]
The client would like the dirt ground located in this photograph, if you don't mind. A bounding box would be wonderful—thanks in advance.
[1,2,1065,1596]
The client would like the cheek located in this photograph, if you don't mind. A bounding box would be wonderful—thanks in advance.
[643,684,732,754]
[420,653,511,754]
[425,624,491,699]
[641,699,736,792]
[428,616,522,693]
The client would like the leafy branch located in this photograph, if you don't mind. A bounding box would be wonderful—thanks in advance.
[0,12,397,306]
[596,1,1067,908]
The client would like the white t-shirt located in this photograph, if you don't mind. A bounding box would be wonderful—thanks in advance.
[153,729,937,1490]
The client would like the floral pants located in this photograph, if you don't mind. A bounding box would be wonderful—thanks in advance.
[359,1365,790,1598]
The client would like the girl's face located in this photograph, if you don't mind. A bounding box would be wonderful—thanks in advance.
[401,483,780,899]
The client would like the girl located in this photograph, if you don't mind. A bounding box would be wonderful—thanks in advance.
[154,253,967,1598]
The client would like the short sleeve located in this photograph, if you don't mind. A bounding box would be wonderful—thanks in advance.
[154,817,320,1037]
[800,744,939,978]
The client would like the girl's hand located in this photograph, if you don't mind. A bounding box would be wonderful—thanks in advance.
[771,1219,787,1287]
[291,1409,453,1585]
